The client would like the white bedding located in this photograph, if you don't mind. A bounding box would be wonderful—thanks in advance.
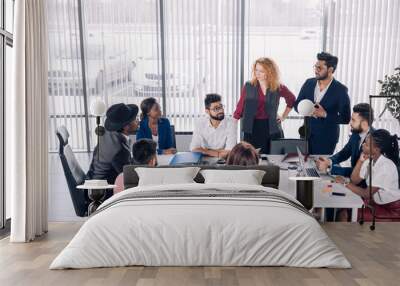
[50,183,351,269]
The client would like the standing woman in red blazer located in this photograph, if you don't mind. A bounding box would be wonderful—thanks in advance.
[233,57,296,154]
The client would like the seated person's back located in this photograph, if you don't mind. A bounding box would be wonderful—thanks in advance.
[226,142,259,166]
[114,139,157,194]
[132,139,158,166]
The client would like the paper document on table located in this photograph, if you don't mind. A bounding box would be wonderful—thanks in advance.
[331,183,349,194]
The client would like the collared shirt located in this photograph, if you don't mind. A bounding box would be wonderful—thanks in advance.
[358,129,369,149]
[121,132,130,143]
[314,78,333,103]
[152,135,159,146]
[359,155,400,205]
[190,116,238,151]
[122,133,132,155]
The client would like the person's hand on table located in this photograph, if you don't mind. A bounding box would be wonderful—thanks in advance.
[316,157,331,172]
[218,150,230,159]
[163,148,177,155]
[334,176,346,184]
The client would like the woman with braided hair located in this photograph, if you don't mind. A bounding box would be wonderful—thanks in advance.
[338,129,400,221]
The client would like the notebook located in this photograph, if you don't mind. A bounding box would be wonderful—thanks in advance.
[169,152,203,166]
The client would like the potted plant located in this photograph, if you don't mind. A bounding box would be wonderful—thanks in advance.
[378,67,400,122]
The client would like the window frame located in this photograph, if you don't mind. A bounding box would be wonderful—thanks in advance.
[0,0,14,232]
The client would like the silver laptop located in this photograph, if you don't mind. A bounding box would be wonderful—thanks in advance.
[297,147,320,178]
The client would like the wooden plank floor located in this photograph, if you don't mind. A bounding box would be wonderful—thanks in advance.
[0,222,399,286]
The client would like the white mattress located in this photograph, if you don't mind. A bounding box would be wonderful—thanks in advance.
[50,183,351,269]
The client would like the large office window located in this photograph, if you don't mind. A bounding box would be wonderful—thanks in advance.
[47,0,88,152]
[325,0,400,147]
[163,0,242,131]
[1,0,14,229]
[47,0,399,153]
[245,0,324,139]
[82,0,160,148]
[48,0,160,151]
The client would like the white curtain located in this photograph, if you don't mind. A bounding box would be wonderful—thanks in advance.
[8,0,48,242]
[326,0,400,149]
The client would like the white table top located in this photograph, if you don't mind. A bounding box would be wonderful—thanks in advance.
[77,185,116,190]
[156,153,363,209]
[267,155,363,209]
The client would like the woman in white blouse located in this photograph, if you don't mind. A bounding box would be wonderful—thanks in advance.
[338,129,400,221]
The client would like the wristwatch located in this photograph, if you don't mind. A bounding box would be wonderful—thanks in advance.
[326,166,331,175]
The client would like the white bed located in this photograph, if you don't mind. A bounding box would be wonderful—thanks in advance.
[50,183,351,269]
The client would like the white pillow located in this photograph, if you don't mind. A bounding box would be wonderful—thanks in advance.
[135,167,200,186]
[200,169,266,185]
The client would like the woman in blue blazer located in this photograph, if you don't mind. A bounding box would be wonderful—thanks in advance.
[136,97,176,155]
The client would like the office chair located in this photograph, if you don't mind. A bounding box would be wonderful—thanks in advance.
[56,126,89,217]
[170,125,177,149]
[270,139,308,155]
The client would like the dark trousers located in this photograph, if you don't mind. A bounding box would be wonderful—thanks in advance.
[244,119,281,154]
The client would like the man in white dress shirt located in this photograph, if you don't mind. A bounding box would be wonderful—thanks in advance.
[190,93,237,158]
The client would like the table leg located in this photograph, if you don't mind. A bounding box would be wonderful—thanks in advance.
[87,189,106,216]
[296,180,313,210]
[351,208,358,222]
[320,208,326,223]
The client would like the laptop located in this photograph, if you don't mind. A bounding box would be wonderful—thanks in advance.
[169,152,203,166]
[297,147,320,178]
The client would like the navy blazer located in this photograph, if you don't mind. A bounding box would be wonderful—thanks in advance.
[329,133,362,177]
[136,117,174,154]
[329,129,372,177]
[295,78,351,155]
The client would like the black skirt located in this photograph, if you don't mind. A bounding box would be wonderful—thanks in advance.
[243,119,282,154]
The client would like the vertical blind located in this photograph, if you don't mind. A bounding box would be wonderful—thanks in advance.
[47,0,400,151]
[163,0,242,131]
[47,0,87,151]
[245,0,323,139]
[326,0,400,149]
[82,0,160,149]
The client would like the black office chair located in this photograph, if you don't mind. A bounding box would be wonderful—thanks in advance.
[170,125,177,149]
[270,139,308,155]
[56,126,89,217]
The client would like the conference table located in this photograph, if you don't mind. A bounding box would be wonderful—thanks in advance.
[157,153,364,222]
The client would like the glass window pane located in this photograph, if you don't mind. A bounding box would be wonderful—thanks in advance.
[0,1,2,29]
[0,39,3,227]
[6,0,15,33]
[246,0,323,139]
[5,44,12,219]
[83,0,160,147]
[163,0,242,131]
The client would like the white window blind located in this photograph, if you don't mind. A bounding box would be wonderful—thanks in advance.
[47,0,87,151]
[163,0,243,131]
[245,0,324,139]
[325,0,400,149]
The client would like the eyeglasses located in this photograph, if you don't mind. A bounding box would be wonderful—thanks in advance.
[209,104,225,112]
[313,64,325,71]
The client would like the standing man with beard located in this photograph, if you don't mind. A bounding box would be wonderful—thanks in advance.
[316,103,374,178]
[295,52,351,154]
[190,94,237,158]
